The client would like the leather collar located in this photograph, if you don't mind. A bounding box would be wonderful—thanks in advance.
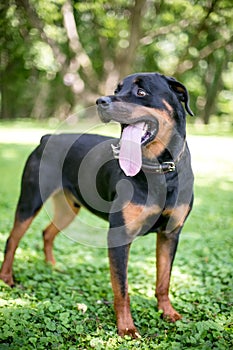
[111,142,186,174]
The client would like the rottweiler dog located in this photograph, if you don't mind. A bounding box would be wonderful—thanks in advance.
[0,72,194,338]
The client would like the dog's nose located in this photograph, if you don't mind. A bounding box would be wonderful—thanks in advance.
[96,96,111,108]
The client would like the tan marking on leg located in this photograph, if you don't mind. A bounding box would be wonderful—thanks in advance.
[156,231,182,322]
[122,202,161,236]
[155,204,190,320]
[0,216,35,286]
[43,189,80,264]
[109,246,140,338]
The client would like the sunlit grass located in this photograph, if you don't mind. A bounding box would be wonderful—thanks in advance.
[0,114,121,144]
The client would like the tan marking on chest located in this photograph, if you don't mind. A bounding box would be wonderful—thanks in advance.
[122,202,162,236]
[163,204,191,231]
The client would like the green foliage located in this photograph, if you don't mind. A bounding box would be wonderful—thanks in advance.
[0,0,233,124]
[0,124,233,348]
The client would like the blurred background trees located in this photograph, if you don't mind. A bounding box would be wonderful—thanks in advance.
[0,0,232,124]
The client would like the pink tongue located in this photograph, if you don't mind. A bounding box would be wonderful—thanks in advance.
[119,122,145,176]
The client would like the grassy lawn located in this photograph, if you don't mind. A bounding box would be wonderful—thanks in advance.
[0,121,232,349]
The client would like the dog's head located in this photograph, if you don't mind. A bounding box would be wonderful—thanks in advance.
[96,73,193,176]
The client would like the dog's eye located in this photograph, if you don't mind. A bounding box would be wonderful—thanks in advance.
[137,88,147,97]
[114,83,123,95]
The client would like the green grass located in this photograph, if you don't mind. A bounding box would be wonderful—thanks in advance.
[0,122,233,349]
[186,115,233,137]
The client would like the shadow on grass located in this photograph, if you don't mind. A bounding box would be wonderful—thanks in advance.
[0,245,232,349]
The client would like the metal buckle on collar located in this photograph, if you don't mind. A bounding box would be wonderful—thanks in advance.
[142,161,176,174]
[111,144,176,174]
[162,161,176,173]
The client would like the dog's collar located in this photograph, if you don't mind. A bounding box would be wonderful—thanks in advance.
[141,160,176,173]
[111,142,186,174]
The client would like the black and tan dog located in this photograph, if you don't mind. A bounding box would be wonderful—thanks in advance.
[0,72,194,338]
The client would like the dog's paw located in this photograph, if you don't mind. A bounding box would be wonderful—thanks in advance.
[118,326,141,339]
[163,309,182,322]
[158,301,182,323]
[0,273,15,287]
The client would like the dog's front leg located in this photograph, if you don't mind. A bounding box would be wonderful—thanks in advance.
[156,229,182,322]
[108,230,140,338]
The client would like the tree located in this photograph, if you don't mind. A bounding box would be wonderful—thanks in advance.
[0,0,232,123]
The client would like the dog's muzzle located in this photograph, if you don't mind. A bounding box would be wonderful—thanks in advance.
[96,97,160,176]
[96,97,159,145]
[96,96,113,123]
[96,96,112,108]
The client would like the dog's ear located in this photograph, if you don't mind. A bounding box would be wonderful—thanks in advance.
[165,76,194,116]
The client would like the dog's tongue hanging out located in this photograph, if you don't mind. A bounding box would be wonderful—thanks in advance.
[119,122,145,176]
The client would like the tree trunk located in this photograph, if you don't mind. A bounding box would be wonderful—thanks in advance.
[62,0,98,94]
[0,77,10,119]
[115,0,147,78]
[0,63,14,119]
[101,0,147,95]
[202,54,225,124]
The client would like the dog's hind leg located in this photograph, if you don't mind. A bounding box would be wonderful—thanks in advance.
[0,193,43,287]
[0,145,58,286]
[43,189,80,265]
